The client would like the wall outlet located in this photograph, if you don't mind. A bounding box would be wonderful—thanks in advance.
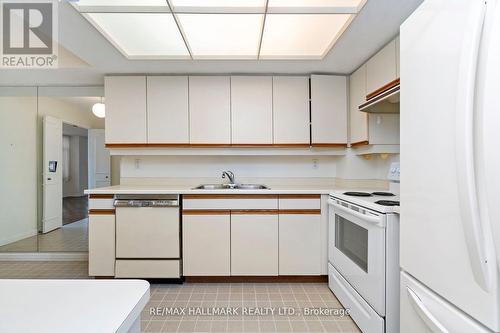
[134,159,141,170]
[312,159,319,169]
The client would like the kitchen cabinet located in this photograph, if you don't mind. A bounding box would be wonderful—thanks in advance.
[231,76,273,144]
[230,212,279,276]
[311,75,347,145]
[279,213,321,275]
[273,76,310,144]
[147,76,189,144]
[366,39,398,96]
[350,65,369,144]
[88,213,115,276]
[104,76,146,144]
[189,76,231,144]
[182,212,231,276]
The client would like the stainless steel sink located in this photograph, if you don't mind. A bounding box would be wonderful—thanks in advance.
[193,184,270,190]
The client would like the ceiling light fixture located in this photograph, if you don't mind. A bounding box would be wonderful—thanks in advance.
[92,97,106,118]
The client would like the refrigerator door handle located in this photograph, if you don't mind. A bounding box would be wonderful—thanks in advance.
[455,1,492,292]
[406,287,449,333]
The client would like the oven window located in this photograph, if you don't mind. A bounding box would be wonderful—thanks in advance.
[335,215,368,272]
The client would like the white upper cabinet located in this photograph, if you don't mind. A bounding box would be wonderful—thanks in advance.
[189,76,231,144]
[366,39,398,96]
[231,76,273,144]
[349,65,369,144]
[147,76,189,144]
[105,76,147,144]
[310,75,347,145]
[273,76,310,144]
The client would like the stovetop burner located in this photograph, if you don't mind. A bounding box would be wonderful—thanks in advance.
[343,192,372,197]
[372,192,395,196]
[375,200,400,206]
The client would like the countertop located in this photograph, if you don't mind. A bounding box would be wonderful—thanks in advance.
[84,184,340,195]
[0,279,149,333]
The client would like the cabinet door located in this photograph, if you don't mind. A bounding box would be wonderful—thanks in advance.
[147,76,189,143]
[183,213,231,276]
[231,213,278,275]
[366,39,398,96]
[273,76,310,144]
[349,65,369,144]
[231,76,273,144]
[88,214,115,276]
[105,76,146,144]
[311,75,347,145]
[279,214,321,275]
[189,76,231,144]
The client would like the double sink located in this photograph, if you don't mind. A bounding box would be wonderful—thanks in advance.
[194,184,270,190]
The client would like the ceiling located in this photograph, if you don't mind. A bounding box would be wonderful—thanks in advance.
[0,0,423,86]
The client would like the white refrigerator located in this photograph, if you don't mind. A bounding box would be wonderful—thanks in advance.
[400,0,500,332]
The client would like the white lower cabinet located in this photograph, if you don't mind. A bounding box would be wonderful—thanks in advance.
[88,214,115,277]
[182,213,231,276]
[279,213,321,275]
[231,213,279,276]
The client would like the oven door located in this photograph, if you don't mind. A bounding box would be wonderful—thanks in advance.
[328,198,386,316]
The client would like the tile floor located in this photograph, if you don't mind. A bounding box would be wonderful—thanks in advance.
[0,218,88,252]
[0,261,361,333]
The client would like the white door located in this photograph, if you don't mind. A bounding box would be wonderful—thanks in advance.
[328,198,386,316]
[88,129,110,189]
[42,116,62,233]
[401,0,500,330]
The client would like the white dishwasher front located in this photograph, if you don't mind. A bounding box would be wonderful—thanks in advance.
[115,195,180,259]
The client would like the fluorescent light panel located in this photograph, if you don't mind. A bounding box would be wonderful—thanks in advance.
[169,0,267,13]
[86,13,189,58]
[260,14,352,59]
[177,14,264,59]
[267,0,366,13]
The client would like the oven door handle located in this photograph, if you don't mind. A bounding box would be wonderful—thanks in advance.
[329,200,385,227]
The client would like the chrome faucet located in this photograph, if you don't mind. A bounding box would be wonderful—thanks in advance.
[222,171,235,184]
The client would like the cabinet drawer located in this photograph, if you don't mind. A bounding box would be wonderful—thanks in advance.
[115,260,180,278]
[279,196,321,210]
[183,195,278,210]
[89,198,114,210]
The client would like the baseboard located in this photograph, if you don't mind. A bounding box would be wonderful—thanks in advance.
[0,252,88,261]
[185,275,328,283]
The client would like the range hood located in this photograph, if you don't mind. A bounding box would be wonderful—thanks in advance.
[359,79,400,113]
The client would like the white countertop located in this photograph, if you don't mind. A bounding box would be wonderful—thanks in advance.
[85,184,339,195]
[0,279,150,333]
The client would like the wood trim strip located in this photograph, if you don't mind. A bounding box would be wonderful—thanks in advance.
[89,194,114,199]
[279,194,320,199]
[350,140,370,148]
[366,78,400,101]
[183,210,230,215]
[279,209,321,215]
[185,275,328,283]
[105,143,312,149]
[230,210,279,215]
[88,209,115,215]
[360,85,400,110]
[310,143,347,148]
[183,194,278,200]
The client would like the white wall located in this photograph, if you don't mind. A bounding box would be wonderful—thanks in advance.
[121,156,337,179]
[63,135,88,198]
[0,89,38,246]
[336,150,400,180]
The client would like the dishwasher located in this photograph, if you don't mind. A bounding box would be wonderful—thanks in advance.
[114,194,181,279]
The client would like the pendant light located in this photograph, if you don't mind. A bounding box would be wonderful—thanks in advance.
[92,97,105,118]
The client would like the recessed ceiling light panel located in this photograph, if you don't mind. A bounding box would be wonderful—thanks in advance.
[260,14,352,59]
[169,0,267,13]
[177,14,264,59]
[267,0,367,13]
[86,13,190,58]
[73,0,171,13]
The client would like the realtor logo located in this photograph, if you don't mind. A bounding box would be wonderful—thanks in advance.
[1,0,58,68]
